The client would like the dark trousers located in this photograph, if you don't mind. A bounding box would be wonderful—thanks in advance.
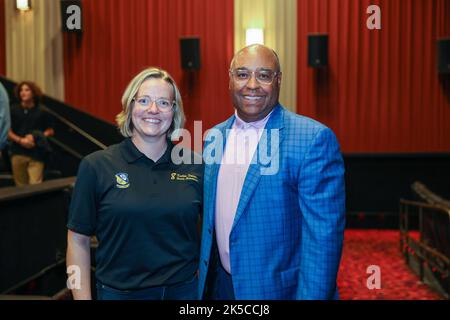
[96,275,198,300]
[210,264,235,300]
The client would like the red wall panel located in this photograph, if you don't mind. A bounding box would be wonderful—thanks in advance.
[64,0,234,137]
[297,0,450,152]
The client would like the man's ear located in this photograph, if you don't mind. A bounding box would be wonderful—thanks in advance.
[277,72,282,86]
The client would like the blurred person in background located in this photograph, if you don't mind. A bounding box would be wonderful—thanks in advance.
[8,81,54,186]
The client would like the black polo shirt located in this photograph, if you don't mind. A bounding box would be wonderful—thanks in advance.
[10,103,53,161]
[67,138,203,290]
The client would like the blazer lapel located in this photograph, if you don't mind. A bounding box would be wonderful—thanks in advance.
[231,104,285,231]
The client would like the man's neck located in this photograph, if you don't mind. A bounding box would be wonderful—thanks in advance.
[235,105,276,125]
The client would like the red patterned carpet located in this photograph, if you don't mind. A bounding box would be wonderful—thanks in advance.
[337,230,443,300]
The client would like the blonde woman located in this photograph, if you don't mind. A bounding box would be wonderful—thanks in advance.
[67,68,203,300]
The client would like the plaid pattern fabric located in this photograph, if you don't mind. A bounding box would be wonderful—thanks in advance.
[199,105,346,300]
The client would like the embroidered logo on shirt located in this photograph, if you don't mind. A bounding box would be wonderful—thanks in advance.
[170,173,199,182]
[115,173,130,189]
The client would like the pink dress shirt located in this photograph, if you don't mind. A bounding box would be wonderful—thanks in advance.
[215,109,273,274]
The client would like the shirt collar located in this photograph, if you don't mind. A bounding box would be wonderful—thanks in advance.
[233,108,274,130]
[121,138,173,165]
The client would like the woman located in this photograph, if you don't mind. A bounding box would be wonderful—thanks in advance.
[66,68,203,300]
[8,81,54,186]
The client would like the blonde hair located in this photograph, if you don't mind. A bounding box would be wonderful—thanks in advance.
[116,67,185,138]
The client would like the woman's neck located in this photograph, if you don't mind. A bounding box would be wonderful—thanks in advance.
[21,100,35,109]
[131,134,168,162]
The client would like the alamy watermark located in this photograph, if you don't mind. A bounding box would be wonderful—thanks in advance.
[170,121,280,176]
[67,265,81,290]
[367,5,381,30]
[366,265,381,290]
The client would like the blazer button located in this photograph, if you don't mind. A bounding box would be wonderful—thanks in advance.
[204,260,208,266]
[208,228,212,234]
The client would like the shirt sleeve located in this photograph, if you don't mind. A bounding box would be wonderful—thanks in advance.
[41,106,55,131]
[67,158,98,236]
[0,86,10,149]
[9,105,17,132]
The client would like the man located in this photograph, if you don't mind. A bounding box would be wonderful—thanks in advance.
[199,44,346,300]
[0,82,10,150]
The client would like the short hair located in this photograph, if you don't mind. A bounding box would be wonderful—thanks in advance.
[14,81,43,105]
[116,67,185,138]
[230,44,281,73]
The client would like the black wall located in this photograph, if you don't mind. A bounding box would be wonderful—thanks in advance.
[345,153,450,212]
[0,179,74,293]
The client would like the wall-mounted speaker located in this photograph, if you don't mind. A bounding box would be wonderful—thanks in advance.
[308,34,328,68]
[437,39,450,74]
[180,37,201,70]
[60,0,83,33]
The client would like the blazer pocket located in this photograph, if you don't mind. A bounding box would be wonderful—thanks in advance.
[281,266,301,288]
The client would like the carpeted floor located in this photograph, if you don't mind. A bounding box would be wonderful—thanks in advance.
[337,230,444,300]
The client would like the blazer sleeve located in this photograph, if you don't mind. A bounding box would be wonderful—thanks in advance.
[0,85,10,150]
[297,127,346,299]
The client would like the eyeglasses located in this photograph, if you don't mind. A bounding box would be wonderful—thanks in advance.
[230,68,280,85]
[133,96,175,112]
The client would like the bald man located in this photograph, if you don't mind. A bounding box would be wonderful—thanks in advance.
[199,45,346,300]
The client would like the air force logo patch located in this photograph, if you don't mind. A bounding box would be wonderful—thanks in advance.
[115,173,130,189]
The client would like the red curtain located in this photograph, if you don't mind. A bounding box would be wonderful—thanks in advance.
[297,0,450,152]
[0,0,6,75]
[64,0,234,138]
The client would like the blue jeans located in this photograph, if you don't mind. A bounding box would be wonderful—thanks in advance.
[96,275,198,300]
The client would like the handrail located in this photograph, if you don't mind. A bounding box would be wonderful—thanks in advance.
[409,237,450,265]
[400,199,450,216]
[412,181,450,210]
[0,177,76,203]
[49,137,84,160]
[41,105,107,150]
[1,258,66,295]
[1,76,114,151]
[399,198,449,298]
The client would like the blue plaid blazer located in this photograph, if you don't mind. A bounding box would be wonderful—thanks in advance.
[198,104,346,300]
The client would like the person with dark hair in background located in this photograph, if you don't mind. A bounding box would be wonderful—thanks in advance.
[66,67,203,300]
[8,81,54,186]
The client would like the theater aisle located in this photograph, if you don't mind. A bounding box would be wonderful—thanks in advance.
[338,230,443,300]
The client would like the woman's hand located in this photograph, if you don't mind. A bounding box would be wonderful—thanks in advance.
[19,134,35,149]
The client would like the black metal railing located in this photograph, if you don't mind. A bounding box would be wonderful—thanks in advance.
[399,199,449,298]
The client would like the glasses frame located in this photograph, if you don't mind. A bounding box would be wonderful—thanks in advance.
[132,95,175,113]
[229,68,280,85]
